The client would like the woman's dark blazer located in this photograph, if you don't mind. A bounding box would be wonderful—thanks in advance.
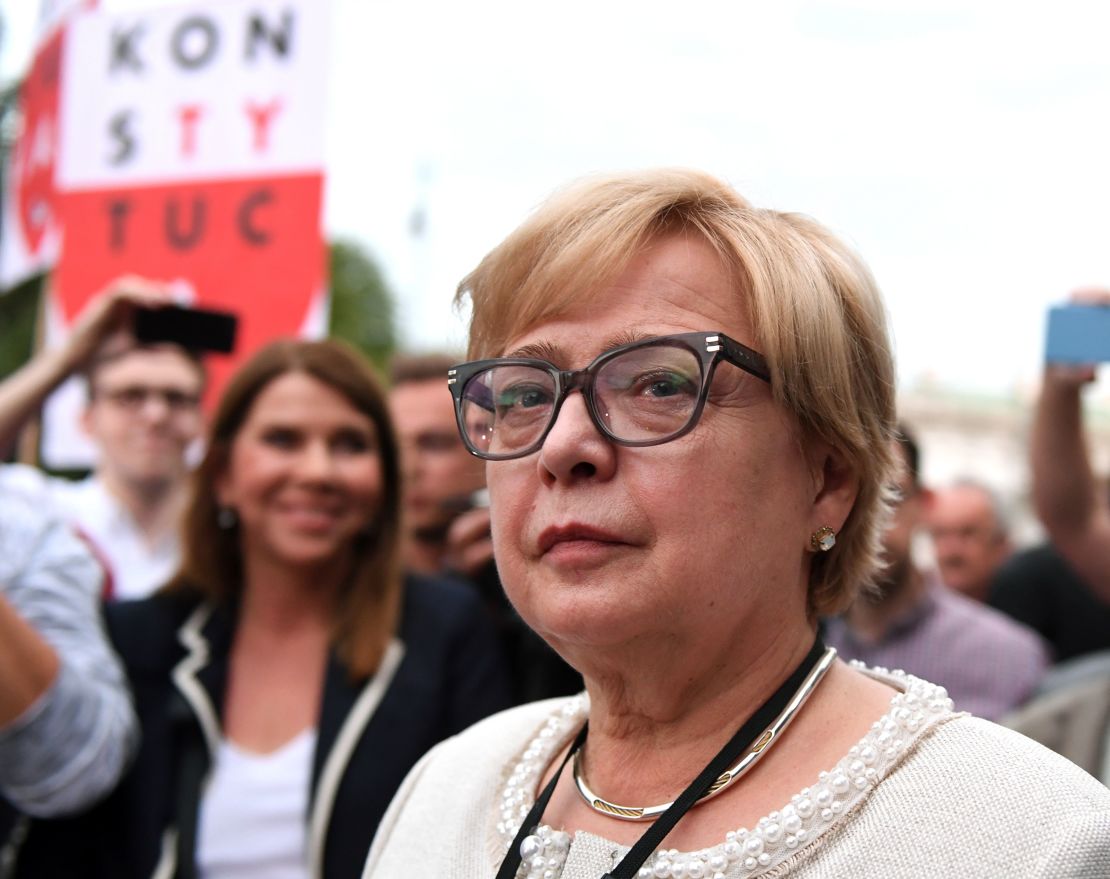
[5,573,512,878]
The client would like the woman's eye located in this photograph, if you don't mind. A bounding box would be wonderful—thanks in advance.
[636,372,696,398]
[333,431,373,454]
[262,428,299,448]
[498,384,552,410]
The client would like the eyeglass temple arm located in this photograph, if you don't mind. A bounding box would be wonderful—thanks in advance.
[710,335,771,384]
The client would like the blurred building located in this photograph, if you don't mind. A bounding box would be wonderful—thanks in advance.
[899,380,1110,547]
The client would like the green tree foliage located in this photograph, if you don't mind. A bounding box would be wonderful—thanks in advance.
[0,242,396,383]
[327,239,397,372]
[0,273,42,382]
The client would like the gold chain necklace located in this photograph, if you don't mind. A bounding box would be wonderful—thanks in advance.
[571,647,837,822]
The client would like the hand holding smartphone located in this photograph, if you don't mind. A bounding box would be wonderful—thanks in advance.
[445,500,495,578]
[133,304,239,354]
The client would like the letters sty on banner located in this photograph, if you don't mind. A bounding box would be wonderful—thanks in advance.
[41,0,330,468]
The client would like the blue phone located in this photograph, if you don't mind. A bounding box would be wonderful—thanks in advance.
[1045,304,1110,364]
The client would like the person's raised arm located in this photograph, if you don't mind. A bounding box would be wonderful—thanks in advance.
[1031,289,1110,602]
[0,277,172,458]
[0,495,139,816]
[0,592,60,727]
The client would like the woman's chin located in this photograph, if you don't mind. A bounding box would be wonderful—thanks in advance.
[520,596,663,659]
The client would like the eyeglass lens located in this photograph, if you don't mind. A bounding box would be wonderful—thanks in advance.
[460,343,704,456]
[100,386,200,411]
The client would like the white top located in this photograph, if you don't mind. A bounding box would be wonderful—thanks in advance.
[197,729,317,879]
[364,667,1110,878]
[0,464,179,600]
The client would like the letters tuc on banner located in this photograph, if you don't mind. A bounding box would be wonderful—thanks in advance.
[38,0,330,468]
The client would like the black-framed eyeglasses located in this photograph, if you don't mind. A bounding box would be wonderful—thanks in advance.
[94,385,201,412]
[447,331,771,461]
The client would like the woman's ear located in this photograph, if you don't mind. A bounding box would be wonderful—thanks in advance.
[210,449,233,509]
[809,442,860,534]
[214,478,231,509]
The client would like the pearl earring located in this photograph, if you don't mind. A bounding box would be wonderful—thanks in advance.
[810,526,836,552]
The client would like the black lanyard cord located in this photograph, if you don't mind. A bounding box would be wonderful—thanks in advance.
[495,723,588,879]
[495,637,828,879]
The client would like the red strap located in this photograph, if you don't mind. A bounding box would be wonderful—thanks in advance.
[72,526,115,602]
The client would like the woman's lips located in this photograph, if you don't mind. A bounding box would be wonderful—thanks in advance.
[279,505,343,532]
[536,523,631,564]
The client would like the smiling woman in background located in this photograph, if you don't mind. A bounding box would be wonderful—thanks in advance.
[363,169,1110,879]
[7,338,510,879]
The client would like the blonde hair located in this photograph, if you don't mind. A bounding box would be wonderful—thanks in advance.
[166,338,403,677]
[456,168,898,614]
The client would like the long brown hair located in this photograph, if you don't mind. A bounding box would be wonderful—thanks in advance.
[166,338,403,677]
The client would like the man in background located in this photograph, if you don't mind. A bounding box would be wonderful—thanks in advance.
[988,289,1110,663]
[928,479,1013,602]
[998,290,1110,777]
[824,426,1049,720]
[1030,290,1110,604]
[388,353,488,576]
[389,353,581,704]
[0,279,203,599]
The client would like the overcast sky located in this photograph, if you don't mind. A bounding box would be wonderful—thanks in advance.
[4,0,1110,398]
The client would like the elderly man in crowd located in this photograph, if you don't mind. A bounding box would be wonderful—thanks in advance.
[0,280,203,599]
[989,290,1110,664]
[824,426,1050,720]
[928,479,1013,603]
[999,290,1110,779]
[1029,292,1110,603]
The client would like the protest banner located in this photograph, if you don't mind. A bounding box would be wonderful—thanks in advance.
[0,0,98,288]
[38,0,330,467]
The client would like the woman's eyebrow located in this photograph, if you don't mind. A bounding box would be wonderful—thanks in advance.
[504,341,563,361]
[601,329,652,351]
[506,330,658,363]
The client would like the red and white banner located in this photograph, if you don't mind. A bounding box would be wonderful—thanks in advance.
[0,0,97,289]
[1,32,62,287]
[37,0,99,39]
[35,0,330,467]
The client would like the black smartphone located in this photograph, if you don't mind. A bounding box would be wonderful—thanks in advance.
[439,488,491,515]
[133,304,238,354]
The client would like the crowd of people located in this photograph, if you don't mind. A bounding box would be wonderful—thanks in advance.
[1,169,1109,877]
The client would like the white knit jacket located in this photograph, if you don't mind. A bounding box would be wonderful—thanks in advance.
[363,670,1110,879]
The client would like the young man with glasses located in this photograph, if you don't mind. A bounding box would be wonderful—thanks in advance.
[0,279,205,599]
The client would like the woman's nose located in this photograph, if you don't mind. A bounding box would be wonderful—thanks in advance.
[296,440,336,480]
[536,391,616,484]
